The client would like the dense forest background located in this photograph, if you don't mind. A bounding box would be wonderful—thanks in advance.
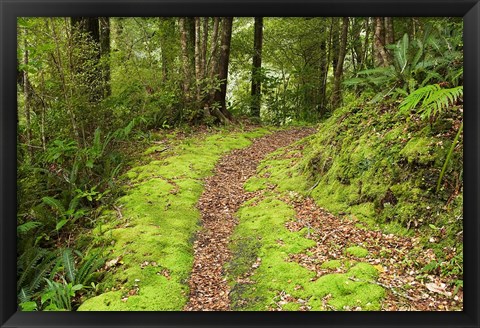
[17,17,463,311]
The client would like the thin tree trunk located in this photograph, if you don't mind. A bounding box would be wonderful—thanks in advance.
[374,17,389,67]
[251,17,263,118]
[99,17,111,97]
[318,39,328,114]
[201,18,208,80]
[213,17,234,122]
[179,17,192,103]
[159,18,175,82]
[194,17,202,102]
[332,17,349,108]
[187,18,196,70]
[352,18,364,71]
[385,17,395,45]
[384,17,395,63]
[330,18,340,74]
[22,35,33,157]
[202,17,220,118]
[362,18,371,69]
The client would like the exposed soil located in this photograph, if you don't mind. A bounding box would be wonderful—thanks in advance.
[184,128,316,311]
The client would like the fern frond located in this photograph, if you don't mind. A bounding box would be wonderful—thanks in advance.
[17,221,43,235]
[18,287,33,303]
[75,252,104,285]
[400,84,462,120]
[92,128,102,157]
[17,248,47,292]
[27,251,57,293]
[62,249,76,283]
[41,196,66,214]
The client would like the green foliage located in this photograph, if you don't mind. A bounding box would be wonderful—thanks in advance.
[400,84,463,120]
[17,246,104,311]
[42,278,83,311]
[345,19,463,101]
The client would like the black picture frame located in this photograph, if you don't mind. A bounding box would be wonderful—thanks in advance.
[1,0,479,327]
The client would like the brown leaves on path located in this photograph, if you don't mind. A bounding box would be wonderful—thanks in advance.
[184,128,316,311]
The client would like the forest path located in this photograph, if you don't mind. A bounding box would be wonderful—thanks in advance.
[184,127,316,311]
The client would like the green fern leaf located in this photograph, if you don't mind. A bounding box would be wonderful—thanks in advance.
[17,221,43,235]
[41,197,66,215]
[62,249,76,283]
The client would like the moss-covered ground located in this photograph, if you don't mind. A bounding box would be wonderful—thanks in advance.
[227,197,385,311]
[78,127,272,310]
[227,100,462,310]
[239,100,463,282]
[76,97,462,311]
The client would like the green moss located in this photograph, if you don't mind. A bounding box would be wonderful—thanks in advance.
[244,177,268,192]
[345,246,369,258]
[282,302,301,311]
[321,260,342,270]
[227,197,316,311]
[227,198,384,311]
[79,128,273,311]
[304,263,384,310]
[399,137,435,165]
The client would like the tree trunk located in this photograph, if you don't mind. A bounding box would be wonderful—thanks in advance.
[250,17,263,118]
[22,35,33,157]
[351,18,364,71]
[159,18,175,82]
[194,17,202,102]
[179,17,192,103]
[71,17,102,102]
[373,17,390,67]
[187,18,196,70]
[201,18,208,81]
[331,17,349,108]
[213,17,234,122]
[362,18,371,68]
[330,18,340,74]
[384,17,395,45]
[99,17,111,97]
[201,17,221,118]
[318,39,328,114]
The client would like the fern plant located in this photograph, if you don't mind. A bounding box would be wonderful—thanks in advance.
[399,84,463,120]
[400,83,463,194]
[61,248,104,286]
[17,247,58,306]
[41,278,83,311]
